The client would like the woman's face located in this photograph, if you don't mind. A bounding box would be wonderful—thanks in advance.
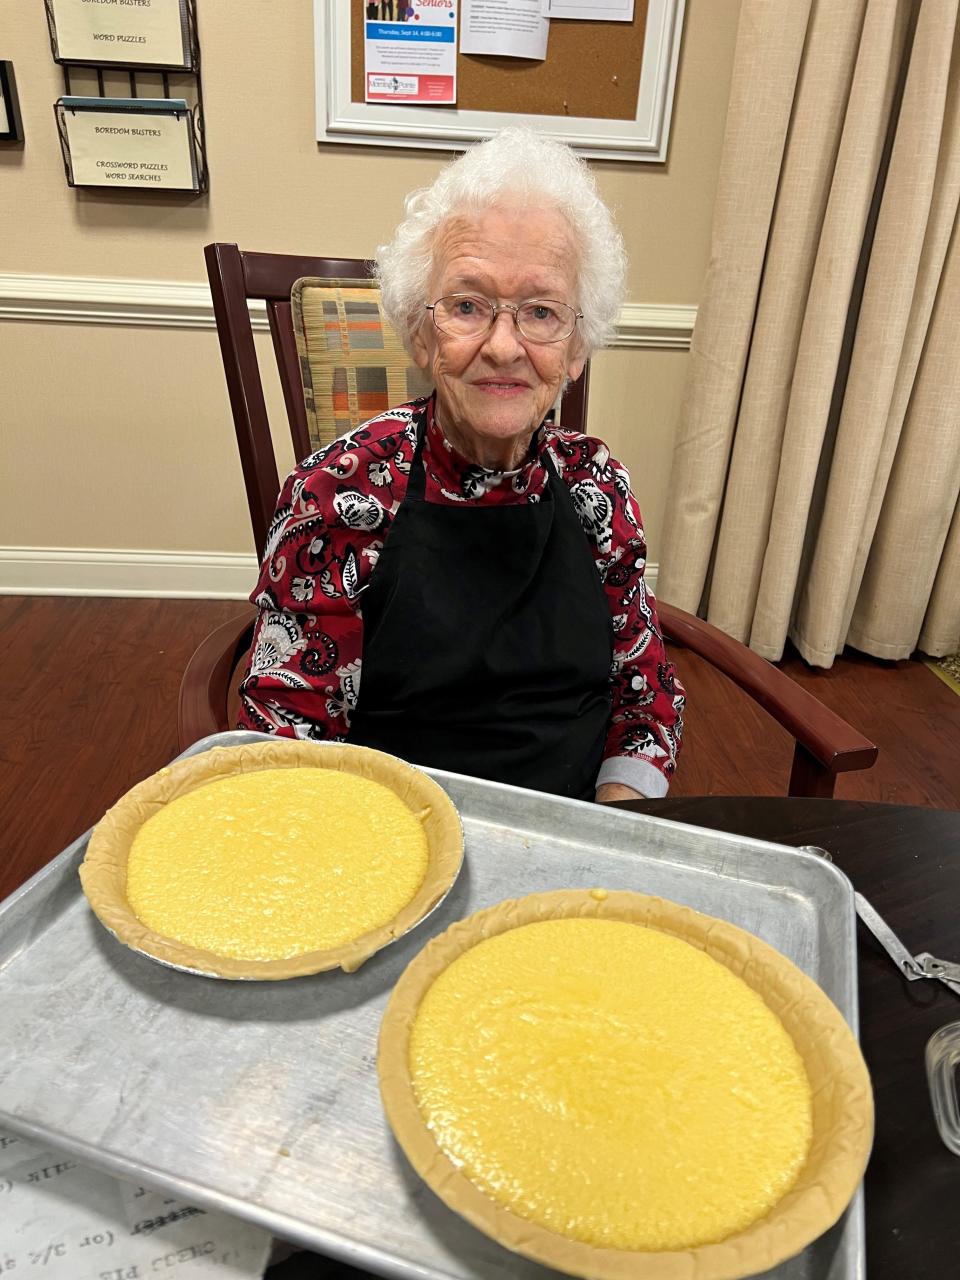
[412,203,586,469]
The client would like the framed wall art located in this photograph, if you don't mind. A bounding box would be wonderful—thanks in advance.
[315,0,685,162]
[0,61,24,143]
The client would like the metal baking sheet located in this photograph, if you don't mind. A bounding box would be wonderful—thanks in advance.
[0,730,864,1280]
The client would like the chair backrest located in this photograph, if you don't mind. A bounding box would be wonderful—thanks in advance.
[292,276,432,450]
[204,241,590,557]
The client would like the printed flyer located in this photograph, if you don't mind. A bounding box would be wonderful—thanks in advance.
[363,0,458,104]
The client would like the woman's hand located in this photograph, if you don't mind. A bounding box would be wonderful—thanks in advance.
[595,782,647,804]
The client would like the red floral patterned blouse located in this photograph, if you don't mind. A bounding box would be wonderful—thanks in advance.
[238,397,684,798]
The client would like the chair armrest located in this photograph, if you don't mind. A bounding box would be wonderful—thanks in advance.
[656,602,878,784]
[178,609,257,751]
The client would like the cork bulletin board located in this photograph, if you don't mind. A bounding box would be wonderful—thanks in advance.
[316,0,686,162]
[349,4,648,122]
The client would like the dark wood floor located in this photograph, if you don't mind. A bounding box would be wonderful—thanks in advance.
[1,595,958,900]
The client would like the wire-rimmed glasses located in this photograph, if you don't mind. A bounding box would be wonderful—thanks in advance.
[425,294,582,344]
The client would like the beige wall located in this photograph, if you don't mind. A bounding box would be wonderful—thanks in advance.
[0,0,739,566]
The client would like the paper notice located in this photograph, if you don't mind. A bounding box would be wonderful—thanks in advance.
[62,102,197,190]
[0,1127,271,1280]
[461,0,549,59]
[48,0,190,68]
[364,1,458,104]
[541,0,635,20]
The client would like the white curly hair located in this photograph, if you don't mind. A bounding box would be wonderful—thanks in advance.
[376,128,626,358]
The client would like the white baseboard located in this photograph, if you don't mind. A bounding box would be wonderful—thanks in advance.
[0,271,696,349]
[0,546,657,600]
[0,548,260,600]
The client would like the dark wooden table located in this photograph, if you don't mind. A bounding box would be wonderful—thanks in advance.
[619,796,960,1280]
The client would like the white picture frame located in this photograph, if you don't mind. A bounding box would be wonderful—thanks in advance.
[315,0,685,162]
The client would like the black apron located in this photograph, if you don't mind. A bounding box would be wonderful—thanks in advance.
[348,415,613,800]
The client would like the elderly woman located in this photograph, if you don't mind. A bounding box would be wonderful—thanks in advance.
[238,128,684,802]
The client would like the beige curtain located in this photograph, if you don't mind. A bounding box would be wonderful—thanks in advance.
[658,0,960,666]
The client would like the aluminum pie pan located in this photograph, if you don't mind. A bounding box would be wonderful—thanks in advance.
[79,739,465,981]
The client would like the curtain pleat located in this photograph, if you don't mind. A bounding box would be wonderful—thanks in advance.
[656,0,813,615]
[751,0,912,659]
[791,0,960,664]
[708,1,868,645]
[659,0,960,667]
[846,204,960,657]
[919,493,960,655]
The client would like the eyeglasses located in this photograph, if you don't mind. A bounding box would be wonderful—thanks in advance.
[424,294,583,344]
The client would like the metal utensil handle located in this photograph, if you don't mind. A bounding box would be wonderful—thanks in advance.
[916,952,960,998]
[853,891,924,980]
[807,859,957,995]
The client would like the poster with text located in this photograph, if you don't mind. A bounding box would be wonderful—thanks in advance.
[364,0,458,104]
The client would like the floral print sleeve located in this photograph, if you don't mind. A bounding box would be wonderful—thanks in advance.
[237,406,421,740]
[550,431,685,799]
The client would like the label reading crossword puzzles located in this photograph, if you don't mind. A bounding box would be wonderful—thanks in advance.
[63,108,196,189]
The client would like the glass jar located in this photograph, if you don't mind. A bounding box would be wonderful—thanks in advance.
[926,1022,960,1156]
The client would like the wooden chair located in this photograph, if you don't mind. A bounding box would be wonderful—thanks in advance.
[180,241,878,798]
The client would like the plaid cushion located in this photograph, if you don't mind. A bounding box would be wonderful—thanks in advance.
[292,277,432,451]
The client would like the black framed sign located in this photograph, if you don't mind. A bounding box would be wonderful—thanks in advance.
[0,61,24,143]
[55,96,203,190]
[45,0,195,71]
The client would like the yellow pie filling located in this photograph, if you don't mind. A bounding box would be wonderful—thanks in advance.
[409,917,813,1252]
[126,767,429,961]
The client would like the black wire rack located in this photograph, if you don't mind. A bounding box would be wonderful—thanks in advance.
[46,0,208,193]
